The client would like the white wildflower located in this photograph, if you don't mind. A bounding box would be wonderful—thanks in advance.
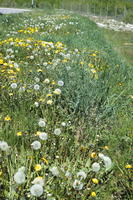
[30,184,43,197]
[31,141,41,150]
[44,78,50,83]
[58,80,64,86]
[73,179,83,190]
[53,88,61,95]
[38,119,46,127]
[34,102,39,107]
[50,167,59,177]
[0,141,10,151]
[92,162,100,172]
[11,83,17,89]
[99,153,112,170]
[61,122,66,127]
[34,84,40,90]
[14,170,25,184]
[30,55,34,60]
[54,128,61,136]
[39,132,48,140]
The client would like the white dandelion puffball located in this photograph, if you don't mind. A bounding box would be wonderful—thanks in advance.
[32,177,44,186]
[103,156,112,170]
[34,84,40,90]
[92,162,100,172]
[30,184,43,197]
[61,122,66,127]
[14,171,25,184]
[50,167,59,177]
[34,102,39,107]
[73,179,83,190]
[39,132,48,141]
[54,128,61,136]
[44,78,50,83]
[58,80,64,86]
[31,141,41,150]
[77,171,87,180]
[11,83,17,89]
[38,119,46,127]
[53,88,61,95]
[99,153,112,170]
[0,141,10,151]
[30,55,34,60]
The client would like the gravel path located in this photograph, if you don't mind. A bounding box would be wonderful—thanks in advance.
[0,7,31,14]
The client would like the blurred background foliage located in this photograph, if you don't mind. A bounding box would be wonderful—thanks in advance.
[0,0,133,23]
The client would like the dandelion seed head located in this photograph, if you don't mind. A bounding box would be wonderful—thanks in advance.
[30,184,43,197]
[11,83,17,89]
[39,132,48,140]
[31,141,41,150]
[92,162,100,172]
[54,128,61,136]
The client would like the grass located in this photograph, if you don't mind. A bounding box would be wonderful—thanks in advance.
[0,9,133,200]
[103,29,133,65]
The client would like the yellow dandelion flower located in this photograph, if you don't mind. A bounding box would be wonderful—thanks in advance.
[4,115,11,121]
[36,131,41,136]
[34,164,42,171]
[91,192,96,197]
[46,93,53,97]
[0,59,4,64]
[51,81,56,85]
[16,131,22,136]
[92,178,99,184]
[91,69,97,73]
[125,164,132,169]
[103,146,109,150]
[41,157,48,165]
[90,152,97,158]
[91,53,96,56]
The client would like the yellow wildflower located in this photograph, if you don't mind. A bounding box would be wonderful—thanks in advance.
[46,93,53,97]
[34,164,42,171]
[0,59,4,64]
[16,131,22,136]
[90,152,97,158]
[92,178,99,184]
[91,192,96,197]
[41,157,48,165]
[4,115,11,121]
[36,131,41,136]
[125,164,132,169]
[103,146,109,150]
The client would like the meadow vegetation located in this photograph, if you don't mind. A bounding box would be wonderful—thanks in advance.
[0,0,133,23]
[0,9,133,200]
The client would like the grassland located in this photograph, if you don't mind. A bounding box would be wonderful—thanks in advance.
[103,29,133,65]
[0,9,133,200]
